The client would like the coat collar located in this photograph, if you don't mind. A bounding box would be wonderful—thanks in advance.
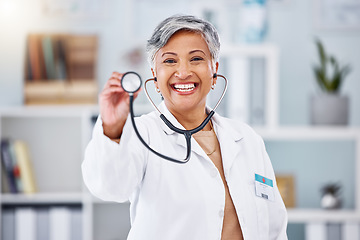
[157,101,244,168]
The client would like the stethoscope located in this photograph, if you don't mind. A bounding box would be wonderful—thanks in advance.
[121,71,228,164]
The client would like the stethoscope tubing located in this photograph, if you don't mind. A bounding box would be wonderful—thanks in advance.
[129,94,192,164]
[127,74,227,163]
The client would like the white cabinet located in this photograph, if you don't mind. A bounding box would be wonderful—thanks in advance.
[0,106,131,240]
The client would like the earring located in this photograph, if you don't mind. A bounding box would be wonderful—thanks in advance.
[211,84,216,90]
[155,87,161,93]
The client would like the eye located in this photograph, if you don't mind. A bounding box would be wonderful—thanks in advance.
[164,59,176,64]
[191,57,204,62]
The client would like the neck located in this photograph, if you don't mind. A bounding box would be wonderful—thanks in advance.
[169,106,212,131]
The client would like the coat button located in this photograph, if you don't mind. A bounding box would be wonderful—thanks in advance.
[219,209,224,218]
[210,169,218,178]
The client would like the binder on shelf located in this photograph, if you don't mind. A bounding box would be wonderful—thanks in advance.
[2,208,15,240]
[327,223,341,240]
[49,207,71,240]
[15,207,37,240]
[37,207,50,240]
[342,222,360,240]
[1,139,18,193]
[13,140,37,194]
[306,222,326,240]
[70,207,83,240]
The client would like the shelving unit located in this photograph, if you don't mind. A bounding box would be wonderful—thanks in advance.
[24,34,98,105]
[1,42,359,239]
[0,106,101,240]
[256,126,360,239]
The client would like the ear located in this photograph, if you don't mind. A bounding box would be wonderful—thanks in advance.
[151,68,159,88]
[212,62,219,85]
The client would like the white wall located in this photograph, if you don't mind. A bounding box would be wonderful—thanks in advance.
[267,0,360,125]
[0,0,359,125]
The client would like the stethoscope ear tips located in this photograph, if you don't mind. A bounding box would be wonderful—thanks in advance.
[154,77,157,82]
[213,73,217,78]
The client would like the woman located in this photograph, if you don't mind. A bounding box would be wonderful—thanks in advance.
[82,15,288,240]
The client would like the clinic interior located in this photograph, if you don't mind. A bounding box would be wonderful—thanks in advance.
[0,0,360,239]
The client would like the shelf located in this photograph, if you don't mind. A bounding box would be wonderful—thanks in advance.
[287,209,360,223]
[255,126,360,140]
[1,192,83,205]
[220,43,278,57]
[24,80,98,105]
[0,105,99,117]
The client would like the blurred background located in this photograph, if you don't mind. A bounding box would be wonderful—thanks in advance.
[0,0,359,239]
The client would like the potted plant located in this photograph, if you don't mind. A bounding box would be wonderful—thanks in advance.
[311,38,352,125]
[320,182,342,209]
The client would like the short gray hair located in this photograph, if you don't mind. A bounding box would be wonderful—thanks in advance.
[146,15,220,69]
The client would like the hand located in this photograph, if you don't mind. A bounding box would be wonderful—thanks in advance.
[99,72,141,139]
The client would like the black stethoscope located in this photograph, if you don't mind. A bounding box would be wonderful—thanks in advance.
[121,71,228,164]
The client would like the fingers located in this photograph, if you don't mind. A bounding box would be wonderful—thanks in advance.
[101,71,143,100]
[103,72,123,89]
[101,72,127,96]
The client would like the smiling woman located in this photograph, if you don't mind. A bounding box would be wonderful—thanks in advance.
[82,14,288,240]
[152,30,217,126]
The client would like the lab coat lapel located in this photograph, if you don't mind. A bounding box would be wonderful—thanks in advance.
[157,102,212,158]
[212,113,244,172]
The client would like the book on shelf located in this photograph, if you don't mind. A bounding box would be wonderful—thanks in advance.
[54,37,68,80]
[42,35,57,80]
[13,140,37,194]
[27,34,43,81]
[25,33,97,82]
[24,33,98,105]
[26,34,67,82]
[1,139,18,193]
[0,139,37,194]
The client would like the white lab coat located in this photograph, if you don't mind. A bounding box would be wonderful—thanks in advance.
[82,102,288,240]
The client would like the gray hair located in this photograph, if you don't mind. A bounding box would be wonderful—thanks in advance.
[146,15,220,69]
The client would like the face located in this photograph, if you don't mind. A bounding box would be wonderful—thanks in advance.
[152,30,218,117]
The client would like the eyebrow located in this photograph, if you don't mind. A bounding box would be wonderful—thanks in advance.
[161,50,206,57]
[161,52,177,57]
[189,50,206,55]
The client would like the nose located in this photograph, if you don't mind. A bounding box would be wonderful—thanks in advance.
[174,61,192,80]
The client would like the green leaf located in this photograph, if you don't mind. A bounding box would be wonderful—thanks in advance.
[313,37,352,93]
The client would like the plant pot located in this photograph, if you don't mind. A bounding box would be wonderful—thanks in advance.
[310,94,349,125]
[321,193,341,209]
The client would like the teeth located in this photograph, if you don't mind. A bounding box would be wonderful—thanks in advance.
[173,83,195,92]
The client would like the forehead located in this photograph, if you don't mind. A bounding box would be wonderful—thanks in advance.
[158,30,210,54]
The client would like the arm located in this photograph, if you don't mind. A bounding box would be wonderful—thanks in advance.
[82,72,144,202]
[99,72,140,141]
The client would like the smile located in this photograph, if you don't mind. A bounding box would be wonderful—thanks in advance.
[172,83,197,92]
